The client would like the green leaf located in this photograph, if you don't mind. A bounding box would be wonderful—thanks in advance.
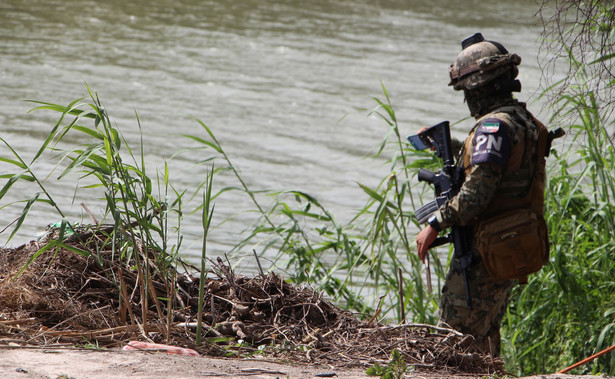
[589,52,615,65]
[58,143,105,179]
[110,127,121,150]
[0,173,28,200]
[56,242,91,257]
[205,336,234,343]
[0,173,35,182]
[183,134,223,154]
[164,161,169,187]
[15,241,56,278]
[104,137,114,166]
[71,125,105,140]
[7,193,41,242]
[27,98,87,163]
[357,182,385,202]
[0,157,27,169]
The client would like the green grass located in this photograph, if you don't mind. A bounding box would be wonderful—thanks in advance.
[0,75,613,376]
[218,83,445,322]
[1,85,199,339]
[501,62,615,376]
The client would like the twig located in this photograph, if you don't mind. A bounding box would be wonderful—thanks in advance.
[426,254,433,294]
[146,270,165,322]
[252,249,264,276]
[27,305,112,342]
[241,368,287,375]
[398,268,405,324]
[80,202,99,225]
[210,295,216,326]
[118,268,129,324]
[0,318,37,326]
[0,217,19,235]
[175,322,224,338]
[382,323,464,336]
[212,294,248,306]
[368,295,385,327]
[37,325,134,338]
[0,345,95,351]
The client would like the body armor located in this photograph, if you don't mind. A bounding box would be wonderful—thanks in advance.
[461,102,548,221]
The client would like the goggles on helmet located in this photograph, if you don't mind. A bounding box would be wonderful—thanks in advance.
[449,53,521,86]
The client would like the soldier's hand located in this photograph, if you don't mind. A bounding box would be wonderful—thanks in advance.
[416,225,439,264]
[418,127,436,151]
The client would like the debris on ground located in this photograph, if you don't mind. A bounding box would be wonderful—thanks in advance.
[123,341,199,356]
[0,228,504,377]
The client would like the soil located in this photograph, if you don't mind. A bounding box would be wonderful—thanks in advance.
[1,349,611,379]
[0,230,612,379]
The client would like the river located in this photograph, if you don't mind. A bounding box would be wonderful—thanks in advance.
[1,0,549,270]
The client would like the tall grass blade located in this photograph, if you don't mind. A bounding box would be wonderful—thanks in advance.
[196,165,215,346]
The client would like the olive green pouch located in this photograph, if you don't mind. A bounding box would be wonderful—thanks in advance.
[475,208,549,283]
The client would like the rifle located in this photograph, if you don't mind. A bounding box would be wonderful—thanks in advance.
[408,121,474,308]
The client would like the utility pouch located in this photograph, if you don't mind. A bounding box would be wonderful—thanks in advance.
[475,208,549,283]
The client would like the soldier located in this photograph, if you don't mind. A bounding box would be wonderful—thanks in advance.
[415,33,551,356]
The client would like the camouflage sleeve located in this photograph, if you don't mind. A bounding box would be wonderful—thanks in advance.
[436,162,503,229]
[433,117,512,229]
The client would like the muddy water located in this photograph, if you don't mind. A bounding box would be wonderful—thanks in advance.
[0,0,547,268]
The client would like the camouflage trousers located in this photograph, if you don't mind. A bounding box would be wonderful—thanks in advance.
[438,247,514,356]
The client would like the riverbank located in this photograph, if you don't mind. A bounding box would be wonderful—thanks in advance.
[2,348,612,379]
[0,240,501,378]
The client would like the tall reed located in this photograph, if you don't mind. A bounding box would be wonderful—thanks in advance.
[207,83,448,323]
[501,61,615,376]
[196,165,215,345]
[7,79,611,376]
[0,85,201,340]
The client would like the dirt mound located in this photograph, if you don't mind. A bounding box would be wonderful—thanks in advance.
[0,231,504,377]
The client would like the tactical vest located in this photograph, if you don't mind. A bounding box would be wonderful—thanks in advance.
[462,104,550,282]
[461,104,548,220]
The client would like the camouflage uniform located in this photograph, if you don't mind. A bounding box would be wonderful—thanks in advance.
[416,33,549,355]
[431,100,545,355]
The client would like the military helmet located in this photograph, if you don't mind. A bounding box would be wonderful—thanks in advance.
[448,33,521,91]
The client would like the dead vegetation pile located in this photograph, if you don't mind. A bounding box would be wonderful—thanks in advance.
[0,231,504,376]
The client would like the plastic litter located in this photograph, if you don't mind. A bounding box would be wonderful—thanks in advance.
[123,341,199,356]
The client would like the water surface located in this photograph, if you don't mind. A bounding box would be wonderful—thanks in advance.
[1,0,547,268]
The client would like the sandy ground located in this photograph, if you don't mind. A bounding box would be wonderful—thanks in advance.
[1,348,613,379]
[2,348,364,379]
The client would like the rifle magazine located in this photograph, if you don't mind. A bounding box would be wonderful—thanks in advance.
[415,200,439,224]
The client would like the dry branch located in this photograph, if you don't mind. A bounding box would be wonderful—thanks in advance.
[0,232,503,376]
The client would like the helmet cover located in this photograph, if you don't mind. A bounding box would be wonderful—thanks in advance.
[449,33,521,91]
